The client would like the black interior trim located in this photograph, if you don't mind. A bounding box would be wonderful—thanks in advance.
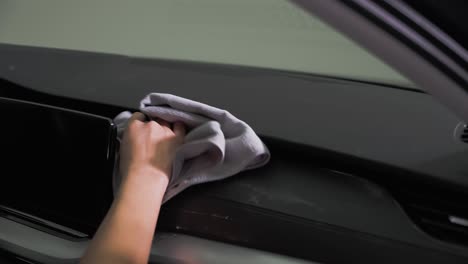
[402,0,468,52]
[158,194,468,264]
[0,206,87,242]
[0,249,37,264]
[377,0,468,72]
[342,0,468,94]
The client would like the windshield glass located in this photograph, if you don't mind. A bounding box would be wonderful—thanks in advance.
[0,0,413,88]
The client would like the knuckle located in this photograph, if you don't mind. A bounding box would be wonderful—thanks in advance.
[147,121,158,131]
[128,121,139,130]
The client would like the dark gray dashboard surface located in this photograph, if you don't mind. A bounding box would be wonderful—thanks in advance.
[1,43,467,189]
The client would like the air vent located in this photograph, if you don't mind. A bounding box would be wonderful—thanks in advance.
[454,122,468,143]
[398,192,468,247]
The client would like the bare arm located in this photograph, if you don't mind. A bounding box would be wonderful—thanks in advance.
[80,112,185,264]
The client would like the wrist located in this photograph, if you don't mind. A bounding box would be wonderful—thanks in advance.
[117,166,169,203]
[124,165,170,186]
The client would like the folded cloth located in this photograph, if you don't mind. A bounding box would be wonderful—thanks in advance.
[113,93,270,202]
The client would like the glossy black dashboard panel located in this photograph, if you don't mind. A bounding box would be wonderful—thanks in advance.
[0,97,116,235]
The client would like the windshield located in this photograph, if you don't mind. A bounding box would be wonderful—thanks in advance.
[0,0,413,88]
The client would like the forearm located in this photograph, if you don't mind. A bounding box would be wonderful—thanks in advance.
[80,168,168,264]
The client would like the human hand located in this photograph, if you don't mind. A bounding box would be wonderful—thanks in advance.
[119,112,185,182]
[82,112,185,264]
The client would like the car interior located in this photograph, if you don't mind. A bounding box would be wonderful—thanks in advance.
[1,1,468,263]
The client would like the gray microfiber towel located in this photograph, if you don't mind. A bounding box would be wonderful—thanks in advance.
[113,93,270,202]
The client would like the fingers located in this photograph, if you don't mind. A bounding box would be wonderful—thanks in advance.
[129,113,184,138]
[173,122,186,138]
[130,113,168,129]
[156,118,170,128]
[128,112,147,124]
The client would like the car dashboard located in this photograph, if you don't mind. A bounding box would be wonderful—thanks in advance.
[1,44,468,263]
